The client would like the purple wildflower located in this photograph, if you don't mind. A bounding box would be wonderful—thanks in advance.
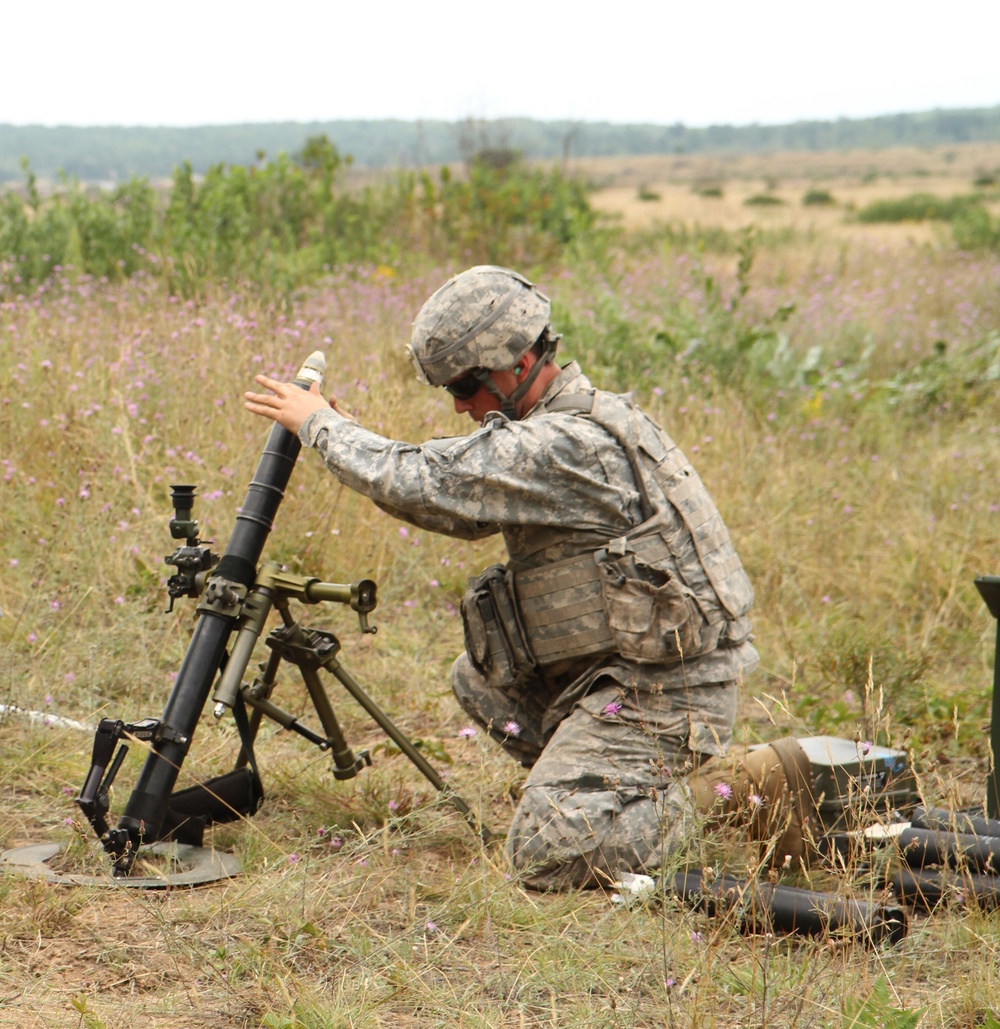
[714,782,733,800]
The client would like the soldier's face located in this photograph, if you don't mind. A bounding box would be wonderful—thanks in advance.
[452,381,502,424]
[449,368,519,424]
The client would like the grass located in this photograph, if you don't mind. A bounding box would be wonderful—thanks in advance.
[3,143,1000,1026]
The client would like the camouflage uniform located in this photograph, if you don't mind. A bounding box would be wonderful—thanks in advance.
[299,361,759,888]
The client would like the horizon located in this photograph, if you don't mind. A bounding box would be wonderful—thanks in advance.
[4,101,999,134]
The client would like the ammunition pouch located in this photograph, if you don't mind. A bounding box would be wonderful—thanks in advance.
[461,565,538,689]
[596,547,705,664]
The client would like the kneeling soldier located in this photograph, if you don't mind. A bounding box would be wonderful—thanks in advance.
[245,266,809,887]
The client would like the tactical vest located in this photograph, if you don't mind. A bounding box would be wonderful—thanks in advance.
[460,389,754,686]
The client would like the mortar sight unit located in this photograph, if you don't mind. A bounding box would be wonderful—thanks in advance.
[75,350,488,881]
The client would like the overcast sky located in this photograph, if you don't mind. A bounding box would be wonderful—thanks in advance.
[3,1,997,129]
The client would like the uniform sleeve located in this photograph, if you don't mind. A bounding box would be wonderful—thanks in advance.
[299,407,642,538]
[371,497,500,540]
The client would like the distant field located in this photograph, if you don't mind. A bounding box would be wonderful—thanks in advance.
[573,141,1000,241]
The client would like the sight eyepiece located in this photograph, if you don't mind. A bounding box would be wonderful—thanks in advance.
[169,484,200,543]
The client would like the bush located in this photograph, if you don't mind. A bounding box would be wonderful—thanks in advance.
[744,194,785,207]
[855,192,979,224]
[802,189,835,206]
[428,158,596,266]
[0,143,597,295]
[951,203,1000,251]
[0,173,156,286]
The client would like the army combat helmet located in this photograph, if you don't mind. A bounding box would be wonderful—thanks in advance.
[407,265,559,418]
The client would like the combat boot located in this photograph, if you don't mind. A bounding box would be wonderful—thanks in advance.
[687,736,817,869]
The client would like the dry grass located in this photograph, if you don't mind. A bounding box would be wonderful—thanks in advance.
[2,144,1000,1027]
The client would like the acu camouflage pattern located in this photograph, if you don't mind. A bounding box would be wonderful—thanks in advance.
[298,359,759,888]
[510,388,755,669]
[460,380,755,682]
[452,656,740,888]
[407,265,552,386]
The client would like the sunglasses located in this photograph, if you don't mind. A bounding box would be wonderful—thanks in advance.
[443,372,484,400]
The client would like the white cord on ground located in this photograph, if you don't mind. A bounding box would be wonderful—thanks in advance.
[0,704,92,732]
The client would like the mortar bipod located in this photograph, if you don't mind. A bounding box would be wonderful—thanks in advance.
[228,570,493,843]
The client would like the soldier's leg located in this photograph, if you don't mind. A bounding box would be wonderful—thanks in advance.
[449,653,552,767]
[507,680,738,890]
[686,737,817,869]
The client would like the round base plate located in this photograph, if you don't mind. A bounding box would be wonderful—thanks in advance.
[0,841,242,888]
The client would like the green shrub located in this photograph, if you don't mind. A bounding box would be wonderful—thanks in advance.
[951,203,1000,250]
[802,189,835,206]
[0,143,597,295]
[429,157,596,266]
[0,173,156,286]
[744,193,785,206]
[855,192,979,223]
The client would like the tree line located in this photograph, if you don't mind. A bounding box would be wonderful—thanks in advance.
[2,106,999,184]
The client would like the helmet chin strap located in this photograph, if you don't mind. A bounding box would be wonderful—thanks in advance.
[475,339,556,420]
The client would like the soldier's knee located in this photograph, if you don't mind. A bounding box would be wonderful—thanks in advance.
[507,785,668,891]
[506,780,702,890]
[507,787,598,889]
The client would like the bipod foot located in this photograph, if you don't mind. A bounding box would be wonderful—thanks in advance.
[0,841,241,889]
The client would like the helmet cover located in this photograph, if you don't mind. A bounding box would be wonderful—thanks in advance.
[407,265,552,386]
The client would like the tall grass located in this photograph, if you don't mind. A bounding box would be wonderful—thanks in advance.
[2,158,1000,1027]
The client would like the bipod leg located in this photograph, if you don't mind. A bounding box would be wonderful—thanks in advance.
[322,652,494,845]
[299,662,371,780]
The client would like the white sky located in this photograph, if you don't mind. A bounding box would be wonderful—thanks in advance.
[2,0,998,129]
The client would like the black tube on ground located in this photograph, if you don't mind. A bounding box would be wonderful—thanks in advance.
[888,866,1000,911]
[910,806,1000,839]
[671,871,908,946]
[897,826,1000,873]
